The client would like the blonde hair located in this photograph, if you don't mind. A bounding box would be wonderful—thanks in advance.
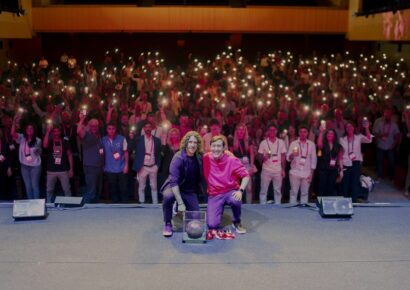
[180,131,204,154]
[166,127,181,146]
[210,135,227,149]
[233,123,249,153]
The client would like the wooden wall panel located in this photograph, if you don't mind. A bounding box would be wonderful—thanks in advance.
[32,6,348,34]
[0,0,33,39]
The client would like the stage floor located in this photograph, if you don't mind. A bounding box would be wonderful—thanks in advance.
[1,203,410,290]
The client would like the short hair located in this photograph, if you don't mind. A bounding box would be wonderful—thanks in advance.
[266,122,277,130]
[209,118,220,127]
[106,122,116,128]
[88,118,99,127]
[298,125,309,131]
[142,119,153,127]
[180,131,203,154]
[210,135,226,147]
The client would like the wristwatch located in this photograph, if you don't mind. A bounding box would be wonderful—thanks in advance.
[239,188,245,193]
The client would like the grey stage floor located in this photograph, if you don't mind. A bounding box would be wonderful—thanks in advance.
[1,202,410,290]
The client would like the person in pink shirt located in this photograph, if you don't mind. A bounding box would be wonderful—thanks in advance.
[203,135,250,240]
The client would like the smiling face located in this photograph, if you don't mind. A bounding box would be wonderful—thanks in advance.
[26,125,34,137]
[326,130,335,143]
[186,135,198,156]
[267,126,277,140]
[210,139,224,160]
[236,125,246,139]
[346,123,355,136]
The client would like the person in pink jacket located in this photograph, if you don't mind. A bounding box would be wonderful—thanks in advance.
[203,135,250,240]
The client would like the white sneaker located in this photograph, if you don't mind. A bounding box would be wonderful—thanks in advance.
[232,223,247,234]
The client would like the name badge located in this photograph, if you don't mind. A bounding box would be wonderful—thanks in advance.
[63,136,69,141]
[349,152,356,161]
[0,154,5,162]
[299,156,307,167]
[329,159,336,167]
[9,144,15,150]
[99,148,104,155]
[54,157,62,165]
[26,155,33,162]
[271,154,278,163]
[113,152,120,160]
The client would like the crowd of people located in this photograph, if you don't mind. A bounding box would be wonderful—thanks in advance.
[0,46,410,207]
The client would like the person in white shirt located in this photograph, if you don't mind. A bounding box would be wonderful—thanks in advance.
[372,107,400,181]
[258,124,286,204]
[340,121,372,202]
[286,125,317,204]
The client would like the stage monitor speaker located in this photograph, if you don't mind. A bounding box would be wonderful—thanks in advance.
[230,0,246,7]
[137,0,154,7]
[13,199,47,221]
[54,196,84,208]
[317,196,353,218]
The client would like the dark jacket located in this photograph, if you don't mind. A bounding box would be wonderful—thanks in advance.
[132,135,162,172]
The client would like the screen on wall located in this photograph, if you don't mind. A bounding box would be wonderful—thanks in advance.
[348,0,410,40]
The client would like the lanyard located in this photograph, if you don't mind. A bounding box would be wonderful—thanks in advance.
[299,141,308,158]
[24,139,31,155]
[53,139,62,154]
[145,137,154,156]
[267,138,279,155]
[108,137,118,153]
[63,126,72,138]
[383,122,391,136]
[347,136,354,154]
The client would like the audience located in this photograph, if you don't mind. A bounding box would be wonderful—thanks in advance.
[1,47,409,203]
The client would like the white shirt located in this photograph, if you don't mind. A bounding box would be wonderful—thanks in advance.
[143,136,155,166]
[287,139,317,178]
[258,138,286,173]
[339,134,372,166]
[16,134,42,167]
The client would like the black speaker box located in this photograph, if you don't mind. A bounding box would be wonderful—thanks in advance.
[13,199,47,221]
[317,196,353,218]
[54,196,84,208]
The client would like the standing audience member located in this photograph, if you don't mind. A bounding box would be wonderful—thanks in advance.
[232,123,255,203]
[77,115,104,203]
[287,126,317,204]
[0,128,13,199]
[102,123,129,203]
[133,120,162,203]
[401,109,410,197]
[43,124,74,203]
[373,107,401,181]
[257,124,286,204]
[340,121,372,202]
[11,121,42,199]
[316,126,343,197]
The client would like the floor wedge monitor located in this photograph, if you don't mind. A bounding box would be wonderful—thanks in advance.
[13,199,47,221]
[317,196,353,218]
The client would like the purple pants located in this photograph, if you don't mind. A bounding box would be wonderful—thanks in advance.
[207,190,242,229]
[162,189,199,224]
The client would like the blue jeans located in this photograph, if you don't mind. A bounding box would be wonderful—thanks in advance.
[20,164,42,199]
[376,148,395,179]
[83,166,103,203]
